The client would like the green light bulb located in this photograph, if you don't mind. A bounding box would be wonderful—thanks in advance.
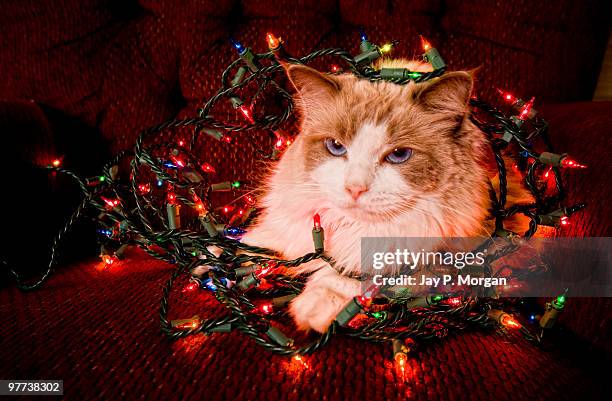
[99,176,106,182]
[231,181,241,188]
[432,295,443,302]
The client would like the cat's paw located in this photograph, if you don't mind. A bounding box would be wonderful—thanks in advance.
[289,286,354,333]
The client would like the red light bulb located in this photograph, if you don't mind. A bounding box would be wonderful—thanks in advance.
[183,282,199,292]
[167,193,176,203]
[238,105,254,123]
[138,183,151,194]
[260,303,273,314]
[52,158,62,168]
[358,284,380,306]
[496,88,516,104]
[445,297,462,307]
[420,35,432,51]
[517,97,535,120]
[170,156,185,168]
[101,197,120,208]
[201,163,216,173]
[313,213,321,230]
[255,262,277,278]
[560,216,569,226]
[330,64,340,73]
[560,156,586,169]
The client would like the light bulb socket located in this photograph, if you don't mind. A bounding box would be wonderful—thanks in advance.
[211,181,232,192]
[539,152,566,167]
[230,96,244,109]
[266,326,293,347]
[239,48,261,72]
[354,49,381,65]
[231,66,247,87]
[272,294,298,307]
[234,265,258,278]
[236,273,259,292]
[114,244,129,260]
[209,322,233,333]
[167,203,181,229]
[335,297,363,326]
[312,227,325,252]
[423,47,446,70]
[199,213,219,237]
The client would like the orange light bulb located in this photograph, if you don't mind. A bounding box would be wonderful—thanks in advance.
[293,355,309,369]
[266,33,281,50]
[500,314,521,329]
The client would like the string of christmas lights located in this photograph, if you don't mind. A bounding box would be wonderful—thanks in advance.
[4,30,586,376]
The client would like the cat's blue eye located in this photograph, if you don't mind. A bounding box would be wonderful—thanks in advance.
[324,138,347,156]
[385,148,413,164]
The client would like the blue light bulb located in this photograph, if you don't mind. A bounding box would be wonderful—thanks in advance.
[230,38,245,54]
[97,229,112,237]
[202,277,231,292]
[224,226,246,239]
[360,29,367,42]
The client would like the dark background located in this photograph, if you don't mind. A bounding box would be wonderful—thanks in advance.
[0,1,611,400]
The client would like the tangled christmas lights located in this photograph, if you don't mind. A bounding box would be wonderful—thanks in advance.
[5,31,586,374]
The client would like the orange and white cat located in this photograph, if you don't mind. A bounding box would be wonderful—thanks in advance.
[240,59,530,333]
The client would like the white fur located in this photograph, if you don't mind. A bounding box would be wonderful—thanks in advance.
[241,122,451,332]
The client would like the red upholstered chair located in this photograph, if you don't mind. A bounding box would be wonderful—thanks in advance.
[1,1,610,400]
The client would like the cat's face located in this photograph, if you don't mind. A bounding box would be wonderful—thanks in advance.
[284,62,487,226]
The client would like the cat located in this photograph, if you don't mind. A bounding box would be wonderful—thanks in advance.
[239,58,532,333]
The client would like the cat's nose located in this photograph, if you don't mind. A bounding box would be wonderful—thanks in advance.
[345,185,369,201]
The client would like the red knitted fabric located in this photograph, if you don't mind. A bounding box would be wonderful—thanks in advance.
[0,102,611,400]
[0,249,608,401]
[0,0,609,153]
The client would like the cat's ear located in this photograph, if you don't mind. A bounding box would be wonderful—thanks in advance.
[413,71,473,116]
[284,64,341,104]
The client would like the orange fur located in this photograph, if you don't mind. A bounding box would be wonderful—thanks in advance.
[238,59,535,332]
